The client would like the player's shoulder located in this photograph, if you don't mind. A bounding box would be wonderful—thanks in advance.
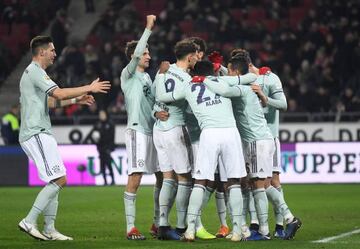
[26,62,43,75]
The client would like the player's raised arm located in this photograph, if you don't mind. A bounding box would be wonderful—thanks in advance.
[121,15,156,82]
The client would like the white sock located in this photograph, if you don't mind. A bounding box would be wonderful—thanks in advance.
[124,191,136,233]
[159,179,176,227]
[25,182,61,224]
[215,191,228,227]
[241,188,250,226]
[253,188,269,236]
[186,184,205,233]
[43,192,59,233]
[228,185,243,235]
[275,186,284,226]
[196,186,214,230]
[153,186,160,227]
[176,181,192,229]
[249,189,259,225]
[266,186,294,224]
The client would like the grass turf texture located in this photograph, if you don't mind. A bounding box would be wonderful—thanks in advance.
[0,184,359,249]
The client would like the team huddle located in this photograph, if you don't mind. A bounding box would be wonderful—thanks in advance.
[122,15,302,242]
[16,14,301,242]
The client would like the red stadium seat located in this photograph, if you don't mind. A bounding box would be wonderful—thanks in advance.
[288,7,307,30]
[248,8,266,22]
[179,20,193,33]
[229,9,243,23]
[263,19,280,32]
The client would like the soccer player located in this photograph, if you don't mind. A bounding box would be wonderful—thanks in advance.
[153,40,198,240]
[248,63,302,240]
[182,37,217,240]
[18,35,110,241]
[157,60,248,242]
[203,55,275,240]
[225,49,302,240]
[120,15,163,240]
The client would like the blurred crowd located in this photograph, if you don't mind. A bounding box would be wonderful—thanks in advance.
[2,0,360,119]
[0,0,70,83]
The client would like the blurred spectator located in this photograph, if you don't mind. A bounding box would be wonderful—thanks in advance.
[51,9,71,55]
[93,110,115,185]
[84,0,95,13]
[1,104,20,145]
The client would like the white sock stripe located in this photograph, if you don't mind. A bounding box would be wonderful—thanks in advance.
[193,184,206,191]
[228,184,241,190]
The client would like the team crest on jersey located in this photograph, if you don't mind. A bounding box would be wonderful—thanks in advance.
[143,85,151,97]
[137,159,145,167]
[52,165,61,173]
[44,75,51,81]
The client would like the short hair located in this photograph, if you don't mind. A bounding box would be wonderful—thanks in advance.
[125,40,148,60]
[186,37,207,53]
[230,48,252,64]
[174,40,199,60]
[193,60,214,76]
[30,36,53,56]
[228,55,249,75]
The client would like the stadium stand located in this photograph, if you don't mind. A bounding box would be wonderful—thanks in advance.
[0,0,359,123]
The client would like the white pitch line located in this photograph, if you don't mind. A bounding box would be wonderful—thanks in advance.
[313,229,360,243]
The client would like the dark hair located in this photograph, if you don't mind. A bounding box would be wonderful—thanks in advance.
[186,37,207,53]
[228,55,249,75]
[125,40,149,60]
[30,36,53,56]
[174,40,199,60]
[193,60,214,76]
[230,48,252,64]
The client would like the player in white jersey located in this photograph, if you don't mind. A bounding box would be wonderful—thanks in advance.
[247,63,302,239]
[18,36,110,241]
[212,49,302,240]
[157,60,248,242]
[120,15,164,240]
[153,40,198,240]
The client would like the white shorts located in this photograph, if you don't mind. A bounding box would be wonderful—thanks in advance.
[194,127,247,182]
[153,126,193,174]
[191,141,199,166]
[125,129,159,175]
[20,133,66,183]
[243,139,275,179]
[272,137,281,173]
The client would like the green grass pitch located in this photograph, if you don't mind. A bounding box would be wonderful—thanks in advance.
[0,184,359,249]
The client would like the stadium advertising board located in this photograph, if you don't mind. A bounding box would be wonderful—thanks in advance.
[28,145,155,186]
[281,143,360,183]
[26,143,360,186]
[50,123,360,144]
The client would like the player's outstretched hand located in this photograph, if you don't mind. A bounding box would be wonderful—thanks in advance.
[155,110,169,121]
[146,15,156,30]
[159,61,170,74]
[89,78,111,93]
[191,75,206,83]
[259,66,271,75]
[77,94,95,106]
[208,51,223,64]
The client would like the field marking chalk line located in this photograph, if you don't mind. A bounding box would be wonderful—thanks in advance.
[313,228,360,243]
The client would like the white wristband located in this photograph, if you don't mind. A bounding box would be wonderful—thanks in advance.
[71,98,76,104]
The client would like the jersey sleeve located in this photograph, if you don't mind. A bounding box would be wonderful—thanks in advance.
[203,78,242,97]
[30,69,58,95]
[120,28,152,83]
[219,73,257,86]
[267,74,287,110]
